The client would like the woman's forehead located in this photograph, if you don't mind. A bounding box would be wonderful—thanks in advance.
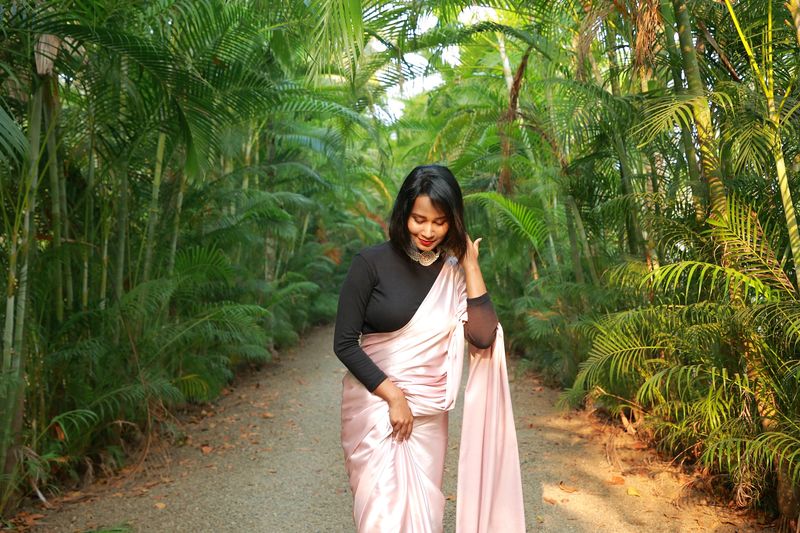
[410,195,447,218]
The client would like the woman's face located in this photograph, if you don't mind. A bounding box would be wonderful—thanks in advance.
[407,195,449,251]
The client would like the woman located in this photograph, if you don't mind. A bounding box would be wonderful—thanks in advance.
[334,165,525,532]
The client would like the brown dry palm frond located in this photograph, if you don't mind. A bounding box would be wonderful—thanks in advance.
[633,0,662,74]
[575,2,611,82]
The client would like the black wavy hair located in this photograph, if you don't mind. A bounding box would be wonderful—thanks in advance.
[388,165,467,261]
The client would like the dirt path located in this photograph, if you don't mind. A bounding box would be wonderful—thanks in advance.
[29,326,762,532]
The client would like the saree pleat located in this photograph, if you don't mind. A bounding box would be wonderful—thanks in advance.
[341,257,525,532]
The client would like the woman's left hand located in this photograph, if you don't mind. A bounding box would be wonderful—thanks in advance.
[463,234,482,269]
[462,234,488,298]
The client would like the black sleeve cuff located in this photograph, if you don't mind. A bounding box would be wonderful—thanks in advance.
[466,292,492,306]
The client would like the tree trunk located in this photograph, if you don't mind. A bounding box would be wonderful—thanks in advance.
[605,22,645,257]
[568,195,600,284]
[788,0,800,48]
[44,92,63,322]
[99,215,110,310]
[167,170,185,277]
[672,0,726,217]
[566,198,585,285]
[60,150,73,312]
[113,164,128,303]
[768,102,800,288]
[82,135,96,311]
[497,45,533,195]
[660,0,705,222]
[1,83,43,490]
[142,132,167,283]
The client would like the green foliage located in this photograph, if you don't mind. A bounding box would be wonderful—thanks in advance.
[564,197,800,508]
[385,0,800,519]
[0,0,387,516]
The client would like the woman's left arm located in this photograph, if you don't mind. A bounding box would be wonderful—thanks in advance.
[461,235,499,348]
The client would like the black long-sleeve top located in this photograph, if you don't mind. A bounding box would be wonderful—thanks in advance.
[333,241,499,392]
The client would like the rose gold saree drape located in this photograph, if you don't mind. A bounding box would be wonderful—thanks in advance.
[340,258,525,532]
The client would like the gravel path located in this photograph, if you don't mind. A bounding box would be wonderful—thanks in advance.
[30,325,763,532]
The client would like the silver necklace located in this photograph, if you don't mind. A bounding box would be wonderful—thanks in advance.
[406,246,441,266]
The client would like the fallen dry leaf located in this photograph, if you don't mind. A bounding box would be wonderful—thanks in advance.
[627,487,642,497]
[261,412,274,419]
[154,502,167,510]
[14,512,46,527]
[201,445,213,455]
[558,481,578,493]
[446,494,456,501]
[543,496,557,505]
[536,515,545,523]
[607,476,626,485]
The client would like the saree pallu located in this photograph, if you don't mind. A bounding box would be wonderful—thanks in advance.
[341,258,525,532]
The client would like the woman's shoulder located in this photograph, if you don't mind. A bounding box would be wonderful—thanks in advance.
[356,240,397,265]
[443,255,466,287]
[443,254,461,272]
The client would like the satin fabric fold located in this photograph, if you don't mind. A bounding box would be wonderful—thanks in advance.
[340,257,525,532]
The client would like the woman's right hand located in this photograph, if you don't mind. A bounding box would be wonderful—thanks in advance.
[373,378,414,442]
[387,395,414,442]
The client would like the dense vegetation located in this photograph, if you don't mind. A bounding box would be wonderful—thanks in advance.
[3,0,800,527]
[0,0,391,516]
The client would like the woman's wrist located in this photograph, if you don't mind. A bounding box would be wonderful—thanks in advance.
[374,377,405,404]
[462,261,481,274]
[463,262,488,298]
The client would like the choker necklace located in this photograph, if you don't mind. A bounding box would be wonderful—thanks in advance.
[406,246,441,266]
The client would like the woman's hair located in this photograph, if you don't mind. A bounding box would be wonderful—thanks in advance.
[388,165,467,261]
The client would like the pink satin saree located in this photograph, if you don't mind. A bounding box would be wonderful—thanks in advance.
[340,257,525,532]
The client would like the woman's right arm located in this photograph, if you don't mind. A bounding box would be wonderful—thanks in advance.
[333,254,414,441]
[333,254,387,390]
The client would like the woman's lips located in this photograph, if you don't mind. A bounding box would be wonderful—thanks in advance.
[418,238,435,247]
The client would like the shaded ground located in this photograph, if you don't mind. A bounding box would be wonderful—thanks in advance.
[24,325,765,532]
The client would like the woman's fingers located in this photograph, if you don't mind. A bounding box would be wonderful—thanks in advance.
[388,393,413,441]
[392,418,413,442]
[397,421,410,441]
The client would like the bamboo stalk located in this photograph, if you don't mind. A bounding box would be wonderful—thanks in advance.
[82,135,96,311]
[565,199,585,285]
[167,170,185,277]
[660,0,705,222]
[672,0,726,217]
[99,215,110,310]
[60,148,73,312]
[113,165,128,303]
[605,21,645,257]
[1,84,43,484]
[568,195,600,284]
[142,132,167,283]
[44,93,63,322]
